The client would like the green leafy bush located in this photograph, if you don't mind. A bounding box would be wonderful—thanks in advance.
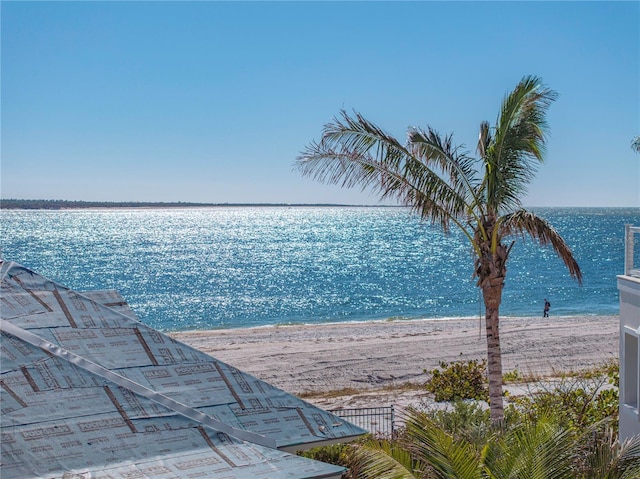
[298,442,353,465]
[425,359,488,402]
[507,362,619,433]
[420,400,492,447]
[502,368,522,383]
[297,441,363,478]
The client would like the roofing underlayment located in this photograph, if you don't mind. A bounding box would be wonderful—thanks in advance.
[0,260,366,478]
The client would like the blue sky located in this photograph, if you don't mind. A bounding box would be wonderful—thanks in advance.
[2,1,639,207]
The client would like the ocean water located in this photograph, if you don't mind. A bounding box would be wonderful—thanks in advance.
[2,206,639,332]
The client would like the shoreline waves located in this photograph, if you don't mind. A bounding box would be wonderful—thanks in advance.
[166,311,616,333]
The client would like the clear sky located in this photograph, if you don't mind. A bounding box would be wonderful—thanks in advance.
[2,1,639,207]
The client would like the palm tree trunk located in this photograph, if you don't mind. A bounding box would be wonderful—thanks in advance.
[482,278,505,424]
[476,225,507,425]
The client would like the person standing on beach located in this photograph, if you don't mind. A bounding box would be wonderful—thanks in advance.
[543,299,551,317]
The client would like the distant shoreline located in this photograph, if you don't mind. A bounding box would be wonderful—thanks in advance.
[0,199,384,210]
[2,199,638,210]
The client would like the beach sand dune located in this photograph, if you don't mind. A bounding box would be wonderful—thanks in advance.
[171,315,618,410]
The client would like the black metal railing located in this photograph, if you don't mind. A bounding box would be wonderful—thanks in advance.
[330,406,395,437]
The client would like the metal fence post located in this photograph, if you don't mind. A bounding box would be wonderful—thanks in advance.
[390,405,395,438]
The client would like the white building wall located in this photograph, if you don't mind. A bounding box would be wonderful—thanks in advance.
[618,274,640,441]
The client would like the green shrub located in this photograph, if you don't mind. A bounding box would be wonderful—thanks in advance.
[425,359,488,402]
[422,400,492,446]
[502,368,522,383]
[507,362,619,433]
[297,441,364,478]
[298,442,353,464]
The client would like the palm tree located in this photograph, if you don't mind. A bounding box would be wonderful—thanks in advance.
[296,75,582,423]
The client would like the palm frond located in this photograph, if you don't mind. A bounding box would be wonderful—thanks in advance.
[351,439,422,479]
[500,209,582,284]
[484,416,576,479]
[485,75,558,214]
[408,126,484,218]
[403,409,483,479]
[296,110,476,233]
[477,120,492,160]
[616,434,640,478]
[577,426,640,479]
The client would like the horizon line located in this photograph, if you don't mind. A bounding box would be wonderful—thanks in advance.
[1,199,638,210]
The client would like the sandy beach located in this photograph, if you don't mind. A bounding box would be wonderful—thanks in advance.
[171,315,619,411]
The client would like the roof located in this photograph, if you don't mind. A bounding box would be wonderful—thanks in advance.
[0,260,365,478]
